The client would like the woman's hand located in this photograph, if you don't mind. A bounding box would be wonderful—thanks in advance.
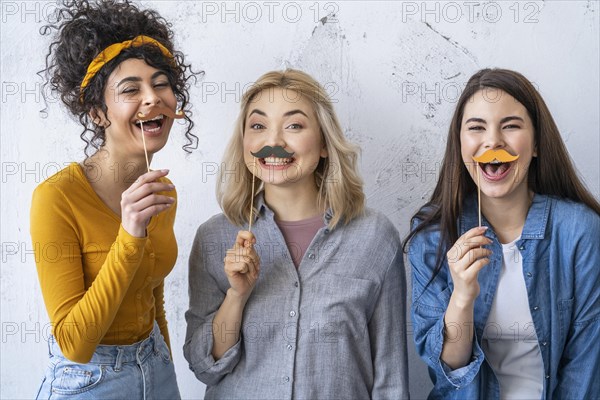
[224,231,260,302]
[446,226,492,306]
[120,169,175,237]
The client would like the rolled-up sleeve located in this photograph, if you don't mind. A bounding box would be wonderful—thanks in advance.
[408,221,484,392]
[183,225,242,385]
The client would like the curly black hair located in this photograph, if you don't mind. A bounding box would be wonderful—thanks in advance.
[40,0,201,156]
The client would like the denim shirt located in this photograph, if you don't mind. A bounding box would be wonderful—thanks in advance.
[184,194,410,399]
[409,194,600,399]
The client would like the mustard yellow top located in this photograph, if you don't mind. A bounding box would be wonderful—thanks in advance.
[30,162,178,363]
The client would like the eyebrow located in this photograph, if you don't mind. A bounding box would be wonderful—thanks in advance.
[284,109,308,118]
[464,115,524,124]
[500,116,524,124]
[248,109,309,118]
[117,71,168,87]
[248,109,267,117]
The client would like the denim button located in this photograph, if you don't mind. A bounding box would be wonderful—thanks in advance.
[308,253,315,260]
[286,344,293,350]
[533,306,539,311]
[283,376,290,382]
[324,229,330,234]
[542,342,548,346]
[519,246,525,250]
[289,311,296,317]
[294,282,299,287]
[527,272,532,277]
[546,375,550,379]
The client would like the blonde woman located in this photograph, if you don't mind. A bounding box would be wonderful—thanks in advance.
[184,69,409,399]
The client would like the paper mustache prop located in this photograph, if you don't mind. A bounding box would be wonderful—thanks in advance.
[136,107,185,121]
[472,149,519,164]
[135,107,185,172]
[250,146,295,159]
[471,149,520,227]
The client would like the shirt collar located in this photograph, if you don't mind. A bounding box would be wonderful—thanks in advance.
[253,191,333,226]
[460,193,550,240]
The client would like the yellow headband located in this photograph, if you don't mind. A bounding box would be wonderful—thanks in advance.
[80,35,173,92]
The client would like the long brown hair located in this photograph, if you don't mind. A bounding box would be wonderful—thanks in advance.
[403,68,600,277]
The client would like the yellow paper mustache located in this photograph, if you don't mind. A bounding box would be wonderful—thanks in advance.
[472,149,519,164]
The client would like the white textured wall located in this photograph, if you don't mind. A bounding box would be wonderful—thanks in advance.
[1,1,598,398]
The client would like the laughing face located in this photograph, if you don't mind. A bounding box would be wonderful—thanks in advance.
[99,58,177,158]
[460,88,537,201]
[242,87,328,189]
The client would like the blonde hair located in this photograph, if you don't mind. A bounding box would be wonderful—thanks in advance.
[216,69,365,229]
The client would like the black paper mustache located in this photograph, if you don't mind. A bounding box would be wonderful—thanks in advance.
[251,146,295,158]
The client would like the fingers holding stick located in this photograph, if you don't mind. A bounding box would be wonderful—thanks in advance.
[224,230,260,299]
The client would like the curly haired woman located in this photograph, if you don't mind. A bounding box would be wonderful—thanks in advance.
[31,1,198,398]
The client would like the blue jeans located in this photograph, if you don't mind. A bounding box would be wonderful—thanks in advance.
[36,323,180,399]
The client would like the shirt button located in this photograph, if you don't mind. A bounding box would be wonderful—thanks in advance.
[546,375,550,379]
[542,342,548,346]
[527,272,532,277]
[138,317,143,322]
[533,306,539,311]
[149,253,155,259]
[286,344,293,350]
[519,245,525,250]
[294,282,299,287]
[283,376,290,383]
[324,229,330,234]
[136,293,142,299]
[146,277,152,283]
[308,253,315,260]
[289,311,296,317]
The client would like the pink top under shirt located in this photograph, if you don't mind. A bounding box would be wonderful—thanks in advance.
[275,214,325,268]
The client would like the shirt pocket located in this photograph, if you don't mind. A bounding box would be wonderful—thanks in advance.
[315,273,378,340]
[558,297,574,338]
[52,363,105,395]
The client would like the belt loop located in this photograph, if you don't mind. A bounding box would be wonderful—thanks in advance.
[151,323,159,353]
[114,347,124,372]
[47,335,53,357]
[152,331,158,354]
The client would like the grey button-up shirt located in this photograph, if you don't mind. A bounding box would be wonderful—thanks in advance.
[184,195,409,399]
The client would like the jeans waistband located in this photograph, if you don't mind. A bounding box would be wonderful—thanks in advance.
[48,322,162,370]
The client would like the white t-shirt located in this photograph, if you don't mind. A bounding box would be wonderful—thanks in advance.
[482,238,544,400]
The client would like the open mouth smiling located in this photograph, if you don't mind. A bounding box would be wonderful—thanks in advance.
[479,159,513,179]
[260,156,295,166]
[134,114,165,133]
[472,149,519,181]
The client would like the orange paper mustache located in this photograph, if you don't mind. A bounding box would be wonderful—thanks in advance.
[472,149,519,164]
[137,107,185,121]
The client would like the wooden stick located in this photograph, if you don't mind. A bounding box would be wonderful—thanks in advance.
[140,120,150,173]
[476,164,482,227]
[248,156,257,232]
